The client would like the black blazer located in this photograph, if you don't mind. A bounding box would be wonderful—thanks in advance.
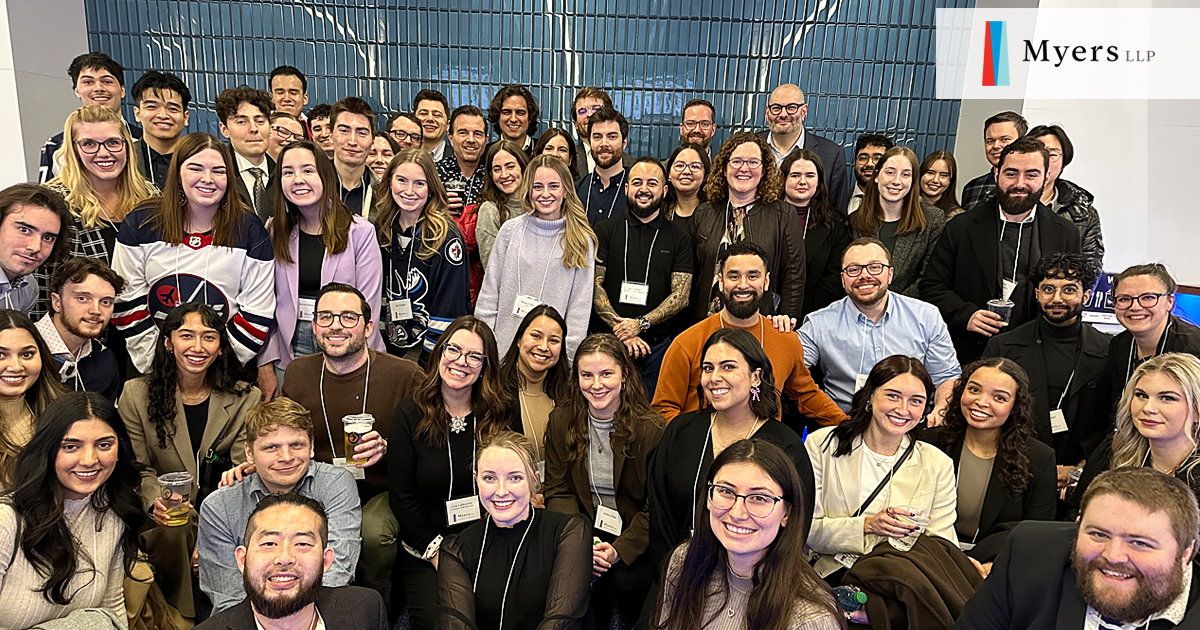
[228,146,277,221]
[1105,314,1200,403]
[920,199,1082,364]
[194,585,388,629]
[799,212,853,320]
[756,129,850,212]
[922,427,1057,563]
[954,521,1200,629]
[983,319,1113,465]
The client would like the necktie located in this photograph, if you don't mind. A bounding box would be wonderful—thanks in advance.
[250,167,265,215]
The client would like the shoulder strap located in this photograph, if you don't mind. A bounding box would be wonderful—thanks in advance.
[851,438,917,518]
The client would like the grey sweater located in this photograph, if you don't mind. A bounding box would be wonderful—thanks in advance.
[476,197,526,270]
[474,213,595,360]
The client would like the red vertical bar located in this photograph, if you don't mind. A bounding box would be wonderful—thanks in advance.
[983,22,996,86]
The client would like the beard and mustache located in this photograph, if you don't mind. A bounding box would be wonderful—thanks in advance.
[1071,541,1186,624]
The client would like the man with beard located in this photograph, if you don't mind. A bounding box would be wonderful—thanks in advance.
[984,253,1112,493]
[435,105,487,213]
[198,397,362,614]
[799,237,959,414]
[921,137,1082,364]
[592,157,694,394]
[678,98,716,155]
[652,240,845,427]
[195,492,388,630]
[280,283,421,608]
[576,106,631,226]
[34,257,125,401]
[955,467,1200,629]
[847,133,894,214]
[758,83,849,212]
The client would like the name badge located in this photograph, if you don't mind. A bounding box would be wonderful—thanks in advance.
[513,294,542,318]
[537,460,545,483]
[1050,408,1069,434]
[595,505,623,536]
[298,297,316,322]
[1001,279,1018,302]
[834,552,861,569]
[854,373,869,392]
[388,297,413,322]
[333,456,366,481]
[445,496,481,525]
[619,281,649,306]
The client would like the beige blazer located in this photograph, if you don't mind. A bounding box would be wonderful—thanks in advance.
[804,426,958,577]
[119,377,259,509]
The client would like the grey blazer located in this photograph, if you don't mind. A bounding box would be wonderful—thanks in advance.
[884,202,946,298]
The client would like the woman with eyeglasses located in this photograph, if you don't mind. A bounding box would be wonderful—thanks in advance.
[655,439,843,630]
[647,328,814,576]
[388,315,517,629]
[39,105,157,320]
[267,112,305,162]
[849,146,945,297]
[257,140,384,398]
[780,148,853,318]
[1027,125,1104,279]
[663,142,709,232]
[1105,263,1200,401]
[374,148,471,363]
[533,128,579,180]
[805,355,956,580]
[918,150,963,220]
[437,431,592,630]
[368,131,400,180]
[687,132,806,323]
[477,140,532,270]
[543,333,664,629]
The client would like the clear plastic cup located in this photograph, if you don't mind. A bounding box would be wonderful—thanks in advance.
[888,506,930,552]
[157,471,193,527]
[343,414,375,465]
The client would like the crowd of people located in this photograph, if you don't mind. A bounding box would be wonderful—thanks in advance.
[0,49,1197,630]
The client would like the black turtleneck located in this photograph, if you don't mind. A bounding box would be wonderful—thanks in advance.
[1039,316,1082,409]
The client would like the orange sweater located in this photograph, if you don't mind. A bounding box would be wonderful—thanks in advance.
[652,313,846,425]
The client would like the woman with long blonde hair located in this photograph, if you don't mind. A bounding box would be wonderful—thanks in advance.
[475,154,596,360]
[374,148,471,363]
[38,105,157,318]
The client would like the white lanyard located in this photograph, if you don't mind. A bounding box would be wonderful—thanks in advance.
[1055,369,1075,411]
[623,220,660,285]
[999,218,1025,284]
[1127,320,1172,383]
[66,342,88,391]
[144,143,156,186]
[388,224,419,302]
[318,353,370,458]
[516,222,557,300]
[447,418,477,501]
[586,170,625,221]
[691,414,760,532]
[473,507,536,630]
[802,209,810,240]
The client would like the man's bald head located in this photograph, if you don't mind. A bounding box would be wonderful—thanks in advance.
[767,84,807,135]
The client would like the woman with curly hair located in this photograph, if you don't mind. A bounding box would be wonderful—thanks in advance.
[922,357,1056,564]
[388,315,517,629]
[118,301,260,619]
[544,333,665,629]
[0,392,147,629]
[686,132,806,322]
[0,310,67,490]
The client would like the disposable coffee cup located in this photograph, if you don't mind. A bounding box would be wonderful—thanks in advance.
[343,414,375,465]
[157,471,194,527]
[986,299,1014,325]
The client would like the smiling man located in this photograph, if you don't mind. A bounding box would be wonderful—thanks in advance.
[487,84,539,154]
[413,89,450,161]
[956,467,1200,629]
[34,257,125,401]
[0,184,71,314]
[198,397,362,614]
[577,106,630,226]
[653,240,844,428]
[848,133,894,214]
[435,105,488,212]
[268,65,309,122]
[758,83,849,211]
[216,85,275,219]
[678,98,716,154]
[961,111,1028,212]
[328,97,378,219]
[131,70,191,189]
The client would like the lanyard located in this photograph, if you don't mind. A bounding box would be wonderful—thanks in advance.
[473,507,536,630]
[802,210,810,240]
[586,170,625,221]
[447,417,477,501]
[516,221,557,300]
[691,414,760,532]
[1126,320,1172,383]
[318,353,371,458]
[999,218,1025,284]
[388,223,419,302]
[622,220,660,285]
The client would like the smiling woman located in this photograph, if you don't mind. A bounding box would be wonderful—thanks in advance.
[0,310,67,490]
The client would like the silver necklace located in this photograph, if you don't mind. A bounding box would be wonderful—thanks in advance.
[450,415,468,434]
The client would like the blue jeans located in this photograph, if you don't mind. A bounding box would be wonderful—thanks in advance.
[291,319,317,358]
[636,336,672,401]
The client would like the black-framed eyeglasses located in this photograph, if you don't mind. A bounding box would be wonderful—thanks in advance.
[271,126,300,142]
[313,311,363,328]
[708,484,784,518]
[390,129,423,143]
[443,343,486,368]
[767,102,804,116]
[842,263,892,278]
[1037,283,1081,297]
[1114,292,1169,310]
[682,120,713,130]
[75,138,125,154]
[672,161,704,173]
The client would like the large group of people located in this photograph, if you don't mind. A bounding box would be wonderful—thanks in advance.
[0,49,1196,630]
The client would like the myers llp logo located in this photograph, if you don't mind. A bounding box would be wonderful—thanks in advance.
[983,21,1010,86]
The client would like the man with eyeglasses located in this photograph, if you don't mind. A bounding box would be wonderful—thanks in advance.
[799,237,959,414]
[922,137,1082,364]
[39,52,143,183]
[216,85,275,220]
[758,83,849,212]
[414,89,450,161]
[330,97,378,220]
[848,133,894,214]
[571,87,633,173]
[577,106,632,226]
[386,112,424,150]
[267,112,305,163]
[1027,124,1105,281]
[1104,263,1200,401]
[487,84,539,154]
[131,70,191,189]
[983,253,1113,492]
[678,98,716,154]
[961,111,1027,212]
[281,283,422,607]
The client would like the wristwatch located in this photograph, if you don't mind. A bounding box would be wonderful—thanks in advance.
[637,316,651,332]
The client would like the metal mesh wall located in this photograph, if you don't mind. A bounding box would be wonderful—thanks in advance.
[85,0,967,163]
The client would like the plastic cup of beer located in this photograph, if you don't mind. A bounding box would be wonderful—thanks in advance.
[986,299,1015,325]
[157,471,193,527]
[343,414,375,465]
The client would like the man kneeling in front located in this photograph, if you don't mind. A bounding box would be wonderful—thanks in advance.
[956,466,1200,629]
[195,492,387,629]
